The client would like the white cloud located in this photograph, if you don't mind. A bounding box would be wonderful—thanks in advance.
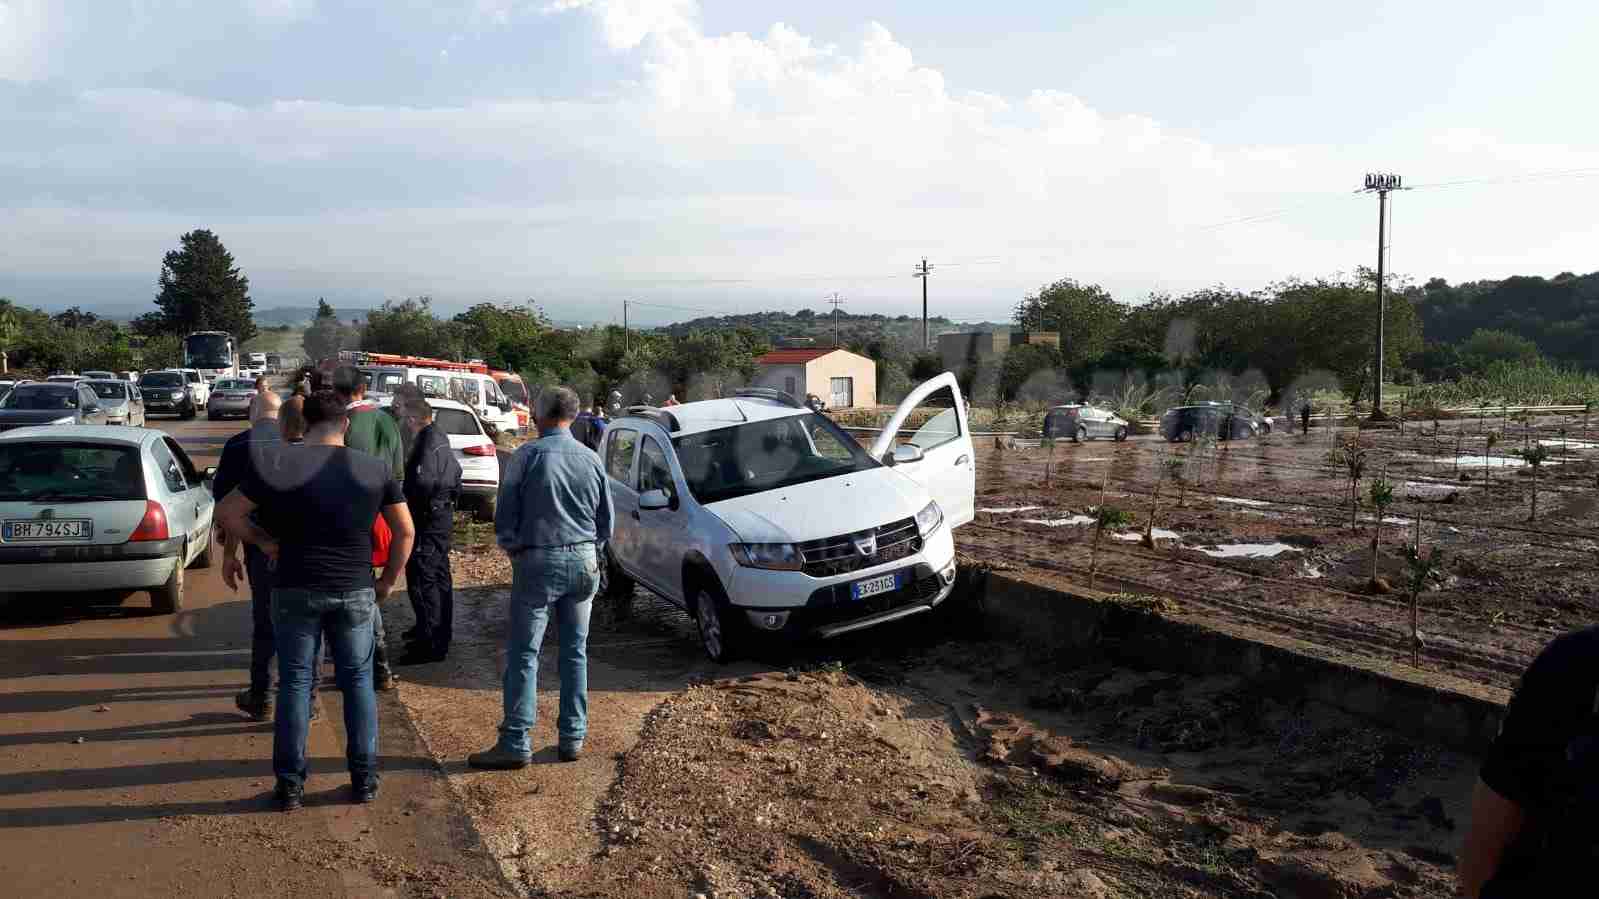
[0,0,54,81]
[244,0,317,24]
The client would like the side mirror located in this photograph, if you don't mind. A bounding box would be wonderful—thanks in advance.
[84,404,100,414]
[891,444,925,465]
[638,488,672,511]
[204,466,217,483]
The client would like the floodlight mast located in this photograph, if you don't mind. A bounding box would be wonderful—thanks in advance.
[1360,172,1405,420]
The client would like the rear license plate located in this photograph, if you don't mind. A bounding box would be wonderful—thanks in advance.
[850,572,900,600]
[3,519,93,542]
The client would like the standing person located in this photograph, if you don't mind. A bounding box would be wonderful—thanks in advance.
[469,387,612,769]
[333,365,406,690]
[662,394,681,407]
[254,375,270,395]
[397,398,461,664]
[215,391,415,811]
[388,382,426,462]
[213,389,286,721]
[1300,400,1312,436]
[569,403,600,451]
[1458,625,1599,897]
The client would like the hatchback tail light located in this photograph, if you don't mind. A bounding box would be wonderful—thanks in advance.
[462,442,496,457]
[129,500,170,541]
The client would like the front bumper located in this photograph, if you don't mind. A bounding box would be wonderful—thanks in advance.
[728,525,959,639]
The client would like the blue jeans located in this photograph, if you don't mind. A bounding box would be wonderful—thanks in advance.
[272,587,379,788]
[497,544,599,756]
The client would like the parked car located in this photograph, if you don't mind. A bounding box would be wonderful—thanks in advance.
[206,378,257,420]
[82,370,116,381]
[0,381,112,433]
[174,369,211,407]
[1042,404,1129,442]
[84,379,146,427]
[0,426,213,612]
[1159,402,1273,442]
[597,375,973,662]
[138,370,197,419]
[46,374,88,383]
[424,398,502,522]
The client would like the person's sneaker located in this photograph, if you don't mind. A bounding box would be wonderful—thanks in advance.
[373,666,396,692]
[352,778,380,804]
[235,688,272,722]
[274,780,304,812]
[558,742,583,763]
[467,746,531,770]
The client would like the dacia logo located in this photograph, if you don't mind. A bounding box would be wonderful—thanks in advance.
[39,508,54,521]
[852,533,876,557]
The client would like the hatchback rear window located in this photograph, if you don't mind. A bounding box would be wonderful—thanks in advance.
[1,386,79,409]
[434,408,482,436]
[0,443,147,502]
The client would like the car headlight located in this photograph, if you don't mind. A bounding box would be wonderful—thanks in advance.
[171,391,185,401]
[914,500,944,537]
[729,543,803,571]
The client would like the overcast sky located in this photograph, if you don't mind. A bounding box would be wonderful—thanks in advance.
[3,0,1597,326]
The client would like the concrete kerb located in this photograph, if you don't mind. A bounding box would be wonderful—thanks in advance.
[978,568,1509,753]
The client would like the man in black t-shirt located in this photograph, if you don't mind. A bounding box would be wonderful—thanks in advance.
[217,391,416,812]
[1459,625,1599,897]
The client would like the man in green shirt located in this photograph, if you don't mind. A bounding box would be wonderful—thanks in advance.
[334,365,407,689]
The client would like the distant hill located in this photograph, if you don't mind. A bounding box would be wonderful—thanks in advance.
[652,310,1005,349]
[254,306,371,327]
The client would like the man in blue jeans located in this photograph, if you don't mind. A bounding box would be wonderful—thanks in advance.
[217,390,415,810]
[470,386,613,769]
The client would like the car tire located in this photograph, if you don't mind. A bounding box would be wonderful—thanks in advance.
[191,527,213,569]
[598,544,635,609]
[691,582,739,664]
[1075,425,1088,443]
[207,411,219,421]
[1114,426,1128,442]
[182,403,196,421]
[474,494,497,524]
[152,554,185,614]
[1178,429,1193,443]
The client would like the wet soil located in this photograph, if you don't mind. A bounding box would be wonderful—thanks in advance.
[961,413,1599,688]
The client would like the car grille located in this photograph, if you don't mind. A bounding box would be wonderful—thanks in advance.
[804,571,944,629]
[797,517,921,578]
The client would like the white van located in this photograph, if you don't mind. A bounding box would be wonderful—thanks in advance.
[408,370,519,435]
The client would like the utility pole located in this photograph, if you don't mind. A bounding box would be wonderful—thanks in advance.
[826,293,845,347]
[913,258,934,350]
[622,299,629,355]
[1360,172,1404,420]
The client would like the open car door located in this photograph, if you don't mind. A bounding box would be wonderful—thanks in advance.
[869,371,975,529]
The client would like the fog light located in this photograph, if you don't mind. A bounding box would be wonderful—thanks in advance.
[745,610,790,631]
[939,561,957,586]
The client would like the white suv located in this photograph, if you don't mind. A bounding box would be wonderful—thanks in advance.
[597,374,976,662]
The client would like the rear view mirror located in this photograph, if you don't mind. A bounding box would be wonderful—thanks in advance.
[891,444,925,465]
[638,489,671,511]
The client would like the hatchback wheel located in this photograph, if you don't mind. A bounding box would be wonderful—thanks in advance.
[152,553,185,614]
[1075,425,1088,443]
[693,586,737,664]
[1114,426,1128,442]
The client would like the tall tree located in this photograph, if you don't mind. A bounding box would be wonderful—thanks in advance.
[0,298,18,373]
[152,229,257,344]
[302,298,354,362]
[362,297,458,358]
[1013,278,1124,368]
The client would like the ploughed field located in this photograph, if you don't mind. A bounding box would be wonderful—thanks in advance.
[953,413,1599,690]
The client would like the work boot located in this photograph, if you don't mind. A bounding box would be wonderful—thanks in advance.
[467,745,531,770]
[374,665,396,692]
[351,776,380,805]
[274,780,304,812]
[558,742,583,763]
[235,688,273,722]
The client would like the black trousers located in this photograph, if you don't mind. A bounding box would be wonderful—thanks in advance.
[405,527,454,654]
[245,543,276,694]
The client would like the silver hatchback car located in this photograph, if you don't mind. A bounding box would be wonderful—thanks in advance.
[0,427,215,613]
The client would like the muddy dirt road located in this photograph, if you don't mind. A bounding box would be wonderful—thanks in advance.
[0,415,511,898]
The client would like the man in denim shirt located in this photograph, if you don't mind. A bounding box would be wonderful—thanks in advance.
[470,386,613,768]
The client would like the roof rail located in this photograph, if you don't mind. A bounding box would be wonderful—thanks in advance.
[624,405,681,432]
[732,387,804,408]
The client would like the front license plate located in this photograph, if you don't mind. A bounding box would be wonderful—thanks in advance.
[850,572,900,601]
[3,519,93,542]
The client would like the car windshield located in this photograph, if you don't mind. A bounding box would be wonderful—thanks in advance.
[88,382,128,399]
[433,408,482,436]
[499,379,528,404]
[672,412,878,505]
[1,386,78,410]
[215,379,251,391]
[141,373,184,388]
[0,442,147,502]
[184,333,232,368]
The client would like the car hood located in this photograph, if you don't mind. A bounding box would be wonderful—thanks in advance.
[0,410,75,423]
[705,466,927,543]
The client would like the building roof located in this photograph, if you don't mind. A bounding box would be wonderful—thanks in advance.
[754,347,857,365]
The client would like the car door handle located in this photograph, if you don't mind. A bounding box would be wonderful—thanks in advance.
[955,454,970,467]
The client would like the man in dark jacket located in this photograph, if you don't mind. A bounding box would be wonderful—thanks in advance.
[397,397,462,664]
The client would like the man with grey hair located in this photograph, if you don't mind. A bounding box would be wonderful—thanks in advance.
[470,386,613,769]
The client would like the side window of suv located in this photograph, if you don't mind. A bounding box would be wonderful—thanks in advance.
[606,428,638,483]
[637,436,674,497]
